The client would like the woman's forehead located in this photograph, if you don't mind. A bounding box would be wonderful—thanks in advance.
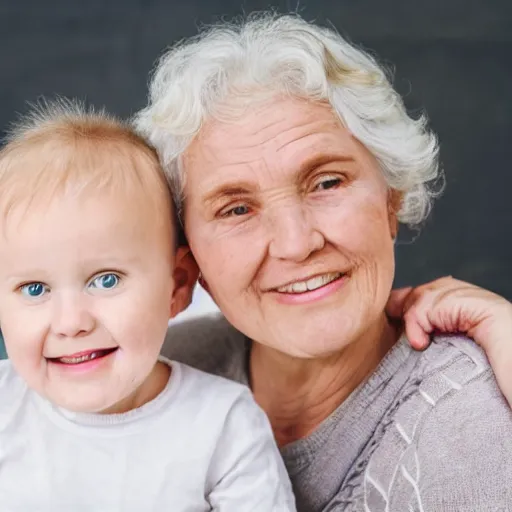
[184,97,365,171]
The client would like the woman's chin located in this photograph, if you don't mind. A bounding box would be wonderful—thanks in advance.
[270,325,361,359]
[262,308,392,360]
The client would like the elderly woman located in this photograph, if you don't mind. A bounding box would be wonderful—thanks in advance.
[135,14,512,511]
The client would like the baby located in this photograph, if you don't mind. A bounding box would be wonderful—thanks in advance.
[0,101,295,511]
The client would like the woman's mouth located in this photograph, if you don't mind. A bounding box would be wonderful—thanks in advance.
[272,272,349,305]
[276,272,344,294]
[49,347,118,365]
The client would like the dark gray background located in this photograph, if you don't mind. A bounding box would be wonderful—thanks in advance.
[0,0,510,307]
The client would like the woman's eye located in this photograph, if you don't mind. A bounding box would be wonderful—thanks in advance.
[20,282,48,298]
[313,177,343,191]
[222,204,250,217]
[89,273,120,290]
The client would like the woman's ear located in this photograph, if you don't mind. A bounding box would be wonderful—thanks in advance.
[387,190,402,240]
[170,246,200,318]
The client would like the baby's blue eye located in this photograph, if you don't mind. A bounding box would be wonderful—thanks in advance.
[90,273,119,290]
[20,282,48,298]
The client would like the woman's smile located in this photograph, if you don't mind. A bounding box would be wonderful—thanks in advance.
[274,271,345,294]
[268,271,349,305]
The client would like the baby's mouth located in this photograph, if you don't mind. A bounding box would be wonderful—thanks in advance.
[48,348,118,365]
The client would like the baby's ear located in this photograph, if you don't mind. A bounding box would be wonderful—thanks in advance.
[170,246,199,318]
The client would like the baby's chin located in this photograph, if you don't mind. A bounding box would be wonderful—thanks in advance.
[47,391,128,415]
[26,354,164,414]
[39,378,138,414]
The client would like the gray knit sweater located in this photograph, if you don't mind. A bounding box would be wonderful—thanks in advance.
[163,314,512,512]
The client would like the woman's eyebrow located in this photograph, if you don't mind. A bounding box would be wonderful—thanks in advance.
[295,153,356,184]
[202,183,255,206]
[201,154,356,205]
[298,153,355,174]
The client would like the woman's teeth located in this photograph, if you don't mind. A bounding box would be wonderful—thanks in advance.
[276,272,343,294]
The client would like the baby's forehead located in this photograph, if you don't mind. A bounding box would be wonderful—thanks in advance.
[0,186,174,282]
[0,193,176,284]
[0,107,179,256]
[1,130,162,186]
[0,136,175,224]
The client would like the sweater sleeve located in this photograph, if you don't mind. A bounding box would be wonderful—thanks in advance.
[362,341,512,512]
[205,388,296,511]
[411,368,512,511]
[369,364,512,512]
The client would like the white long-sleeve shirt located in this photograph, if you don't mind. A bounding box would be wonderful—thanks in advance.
[0,357,295,511]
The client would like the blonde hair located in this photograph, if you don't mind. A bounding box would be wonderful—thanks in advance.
[134,12,442,226]
[0,98,174,225]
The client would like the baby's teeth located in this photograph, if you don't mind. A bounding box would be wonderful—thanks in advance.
[59,352,98,364]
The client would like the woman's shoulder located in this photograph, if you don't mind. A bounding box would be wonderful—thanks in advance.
[398,334,511,456]
[402,333,510,438]
[405,333,496,407]
[161,314,249,384]
[417,333,490,374]
[364,334,512,510]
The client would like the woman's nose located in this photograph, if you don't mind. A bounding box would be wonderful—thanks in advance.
[51,294,96,338]
[267,202,325,262]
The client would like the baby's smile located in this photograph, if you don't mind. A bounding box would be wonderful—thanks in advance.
[46,347,118,365]
[45,347,119,376]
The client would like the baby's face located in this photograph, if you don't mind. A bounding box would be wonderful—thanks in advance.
[0,187,178,413]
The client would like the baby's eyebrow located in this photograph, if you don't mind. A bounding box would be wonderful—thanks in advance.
[4,270,48,283]
[83,254,144,268]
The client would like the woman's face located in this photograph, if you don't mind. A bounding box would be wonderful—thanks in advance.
[183,97,398,358]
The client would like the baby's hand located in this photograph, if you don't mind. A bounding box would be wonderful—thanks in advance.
[386,276,512,407]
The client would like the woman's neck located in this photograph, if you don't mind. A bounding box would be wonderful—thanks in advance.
[250,314,399,447]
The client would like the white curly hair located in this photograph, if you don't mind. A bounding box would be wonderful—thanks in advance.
[134,12,442,226]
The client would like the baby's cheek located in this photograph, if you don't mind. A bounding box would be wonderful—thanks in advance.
[6,313,48,361]
[6,331,43,360]
[7,339,45,392]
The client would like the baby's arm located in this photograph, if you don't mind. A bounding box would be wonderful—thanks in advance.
[206,388,296,511]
